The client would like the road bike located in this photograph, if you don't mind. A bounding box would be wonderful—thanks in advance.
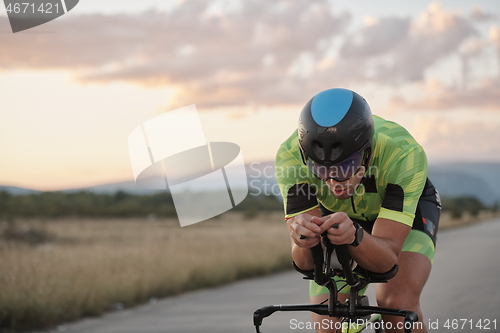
[253,231,419,333]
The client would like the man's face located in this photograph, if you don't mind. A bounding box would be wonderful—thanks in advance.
[325,167,365,200]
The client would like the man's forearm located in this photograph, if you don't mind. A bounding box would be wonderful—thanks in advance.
[348,233,399,273]
[292,243,315,271]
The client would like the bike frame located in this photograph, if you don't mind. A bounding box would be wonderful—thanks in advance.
[253,233,419,333]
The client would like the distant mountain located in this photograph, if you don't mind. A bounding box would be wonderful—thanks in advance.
[67,161,278,196]
[63,180,164,195]
[0,185,41,195]
[427,162,500,206]
[0,163,276,196]
[2,162,499,206]
[0,182,162,196]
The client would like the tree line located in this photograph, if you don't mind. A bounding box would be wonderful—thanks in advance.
[440,195,498,219]
[0,190,283,219]
[0,190,496,220]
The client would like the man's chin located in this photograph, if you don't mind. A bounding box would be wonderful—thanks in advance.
[330,188,354,200]
[334,193,353,200]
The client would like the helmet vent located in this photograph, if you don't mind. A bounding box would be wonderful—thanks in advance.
[312,141,324,160]
[330,143,342,161]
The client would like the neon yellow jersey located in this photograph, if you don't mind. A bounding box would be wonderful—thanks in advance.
[275,115,428,226]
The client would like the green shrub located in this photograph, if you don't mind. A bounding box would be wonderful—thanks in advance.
[441,196,485,218]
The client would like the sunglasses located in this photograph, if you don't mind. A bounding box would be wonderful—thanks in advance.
[304,141,370,182]
[306,151,364,182]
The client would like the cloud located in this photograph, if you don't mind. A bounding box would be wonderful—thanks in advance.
[470,6,498,22]
[491,25,500,45]
[0,0,497,110]
[412,116,500,162]
[0,0,349,108]
[389,78,500,111]
[340,17,410,58]
[386,19,500,113]
[336,2,476,84]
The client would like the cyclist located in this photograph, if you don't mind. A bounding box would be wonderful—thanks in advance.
[275,88,440,333]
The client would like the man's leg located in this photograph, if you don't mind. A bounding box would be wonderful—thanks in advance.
[376,251,431,333]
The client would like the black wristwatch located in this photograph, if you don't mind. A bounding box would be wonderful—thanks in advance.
[350,222,364,247]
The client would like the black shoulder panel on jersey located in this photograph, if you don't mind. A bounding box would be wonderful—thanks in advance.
[286,183,318,215]
[382,183,404,212]
[360,175,377,193]
[319,202,334,217]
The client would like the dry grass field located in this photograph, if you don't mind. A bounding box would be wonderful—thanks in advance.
[0,212,291,332]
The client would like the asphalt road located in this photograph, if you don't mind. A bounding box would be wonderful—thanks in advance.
[48,218,500,333]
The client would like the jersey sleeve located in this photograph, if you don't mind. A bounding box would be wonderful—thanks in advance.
[378,145,428,226]
[275,133,319,219]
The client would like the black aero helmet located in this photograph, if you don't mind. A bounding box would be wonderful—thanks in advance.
[298,88,374,181]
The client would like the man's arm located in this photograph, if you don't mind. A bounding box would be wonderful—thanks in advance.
[313,213,410,273]
[349,217,410,273]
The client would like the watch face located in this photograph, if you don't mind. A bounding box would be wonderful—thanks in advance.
[352,223,363,246]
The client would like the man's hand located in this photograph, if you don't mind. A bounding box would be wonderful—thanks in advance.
[312,212,356,245]
[287,212,323,248]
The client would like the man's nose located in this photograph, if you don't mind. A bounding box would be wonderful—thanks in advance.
[326,179,339,186]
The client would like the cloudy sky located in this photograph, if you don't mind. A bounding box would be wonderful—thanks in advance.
[1,0,499,190]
